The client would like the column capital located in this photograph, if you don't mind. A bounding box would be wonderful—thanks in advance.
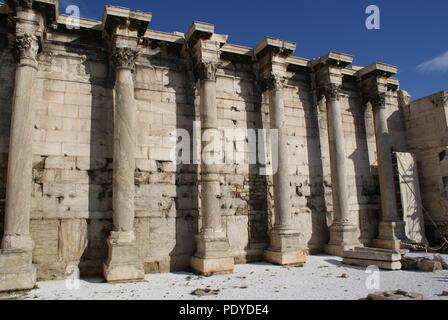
[322,83,342,101]
[102,6,151,72]
[15,32,39,66]
[369,92,388,110]
[185,21,227,82]
[196,61,219,81]
[255,37,295,92]
[258,72,285,92]
[112,47,139,71]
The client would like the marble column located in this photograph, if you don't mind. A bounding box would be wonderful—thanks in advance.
[371,93,405,250]
[0,29,39,291]
[103,47,144,282]
[264,74,306,266]
[323,84,360,256]
[190,61,234,275]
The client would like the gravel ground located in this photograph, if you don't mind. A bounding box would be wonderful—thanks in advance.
[2,254,447,300]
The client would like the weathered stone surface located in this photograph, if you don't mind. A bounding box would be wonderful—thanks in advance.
[366,290,425,300]
[343,247,401,262]
[401,256,444,272]
[343,258,402,271]
[0,1,443,292]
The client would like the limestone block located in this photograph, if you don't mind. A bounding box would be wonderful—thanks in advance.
[190,256,234,275]
[0,250,36,292]
[30,219,60,263]
[343,258,401,270]
[343,247,401,262]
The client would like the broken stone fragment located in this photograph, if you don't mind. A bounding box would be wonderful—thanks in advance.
[191,288,220,296]
[433,254,448,269]
[367,290,426,300]
[401,256,444,272]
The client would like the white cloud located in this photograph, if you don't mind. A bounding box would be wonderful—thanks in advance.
[417,51,448,72]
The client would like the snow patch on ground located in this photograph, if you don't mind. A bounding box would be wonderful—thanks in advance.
[2,254,447,300]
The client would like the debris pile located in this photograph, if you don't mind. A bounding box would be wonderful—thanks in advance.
[401,254,448,272]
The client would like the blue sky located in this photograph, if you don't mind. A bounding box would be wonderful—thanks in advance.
[60,0,447,100]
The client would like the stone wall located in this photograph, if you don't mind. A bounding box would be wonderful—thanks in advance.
[0,2,413,282]
[403,91,448,245]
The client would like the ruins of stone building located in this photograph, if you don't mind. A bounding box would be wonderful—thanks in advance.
[0,1,446,291]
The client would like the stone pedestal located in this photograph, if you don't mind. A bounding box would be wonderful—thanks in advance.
[103,231,144,282]
[0,250,36,292]
[190,233,234,275]
[264,229,306,265]
[325,223,361,256]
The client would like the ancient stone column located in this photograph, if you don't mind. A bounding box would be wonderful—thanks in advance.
[358,63,405,250]
[0,6,42,292]
[103,47,144,282]
[312,53,361,256]
[370,93,406,249]
[322,84,360,256]
[186,22,234,275]
[102,6,152,282]
[255,38,306,265]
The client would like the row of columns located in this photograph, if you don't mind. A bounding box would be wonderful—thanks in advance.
[0,3,407,290]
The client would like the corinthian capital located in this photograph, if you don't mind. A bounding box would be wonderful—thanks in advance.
[370,92,387,109]
[266,73,285,91]
[196,61,219,81]
[15,33,39,62]
[112,47,139,70]
[322,83,341,101]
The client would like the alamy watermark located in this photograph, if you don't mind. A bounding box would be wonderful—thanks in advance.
[171,123,279,176]
[365,5,381,30]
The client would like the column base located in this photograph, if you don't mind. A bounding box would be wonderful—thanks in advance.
[191,232,234,275]
[373,221,406,250]
[264,250,307,266]
[190,256,234,275]
[265,228,307,266]
[325,223,361,257]
[0,249,36,292]
[371,239,402,251]
[103,232,144,283]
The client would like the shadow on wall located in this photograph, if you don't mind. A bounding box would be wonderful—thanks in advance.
[348,97,380,245]
[60,35,114,277]
[243,76,269,262]
[300,74,329,253]
[0,34,15,241]
[170,57,199,271]
[82,62,114,277]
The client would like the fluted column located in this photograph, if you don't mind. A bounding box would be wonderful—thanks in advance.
[0,7,41,292]
[323,84,360,256]
[103,47,144,282]
[263,74,306,265]
[371,93,405,250]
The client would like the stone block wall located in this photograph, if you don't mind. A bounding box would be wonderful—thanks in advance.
[0,4,412,280]
[403,91,448,245]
